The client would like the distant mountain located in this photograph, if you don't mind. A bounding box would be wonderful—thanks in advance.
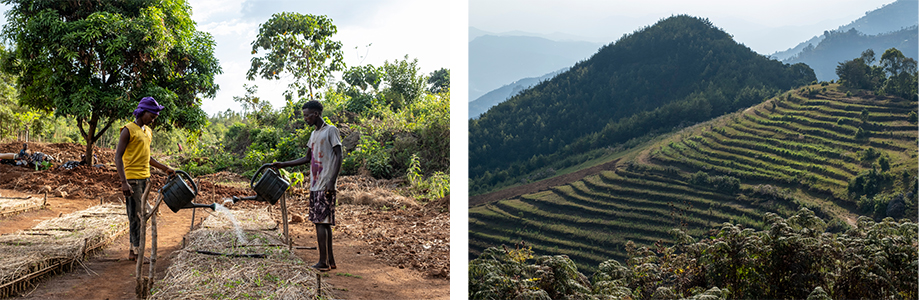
[469,26,490,42]
[787,26,918,81]
[469,15,816,196]
[771,0,918,61]
[469,69,566,119]
[468,35,601,101]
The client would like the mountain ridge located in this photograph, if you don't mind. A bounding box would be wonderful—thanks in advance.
[771,0,918,61]
[469,15,815,196]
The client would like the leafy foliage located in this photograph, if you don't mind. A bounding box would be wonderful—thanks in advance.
[248,12,345,100]
[180,62,448,199]
[1,0,221,163]
[470,209,918,300]
[837,47,919,100]
[427,68,450,94]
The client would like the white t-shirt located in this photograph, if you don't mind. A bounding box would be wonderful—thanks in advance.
[308,123,342,191]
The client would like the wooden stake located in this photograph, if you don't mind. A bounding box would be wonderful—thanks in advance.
[148,204,157,286]
[134,183,154,299]
[281,192,290,250]
[189,207,196,231]
[316,272,321,300]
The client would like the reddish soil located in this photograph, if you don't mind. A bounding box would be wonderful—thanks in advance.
[0,142,449,299]
[469,158,620,207]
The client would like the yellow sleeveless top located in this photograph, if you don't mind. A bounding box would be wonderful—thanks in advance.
[122,122,152,179]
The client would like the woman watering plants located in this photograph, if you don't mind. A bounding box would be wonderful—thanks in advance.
[271,100,342,271]
[115,97,175,261]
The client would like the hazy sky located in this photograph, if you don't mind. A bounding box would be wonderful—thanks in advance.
[470,0,897,55]
[0,0,451,115]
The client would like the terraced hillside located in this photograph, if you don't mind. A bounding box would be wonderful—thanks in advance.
[469,84,918,273]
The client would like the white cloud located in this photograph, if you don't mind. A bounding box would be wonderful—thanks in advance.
[189,0,246,23]
[198,19,258,37]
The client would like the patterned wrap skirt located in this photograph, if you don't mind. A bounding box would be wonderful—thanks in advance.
[309,190,336,225]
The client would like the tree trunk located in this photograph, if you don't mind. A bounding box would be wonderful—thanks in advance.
[81,113,99,165]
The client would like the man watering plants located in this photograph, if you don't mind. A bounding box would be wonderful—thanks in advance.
[115,97,175,261]
[271,100,342,271]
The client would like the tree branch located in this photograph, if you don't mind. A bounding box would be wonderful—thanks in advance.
[77,118,88,140]
[94,117,115,140]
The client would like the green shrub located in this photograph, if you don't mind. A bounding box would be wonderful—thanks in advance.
[352,136,393,178]
[406,154,449,202]
[470,209,918,300]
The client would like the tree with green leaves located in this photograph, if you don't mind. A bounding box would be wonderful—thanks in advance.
[382,55,426,109]
[343,64,383,93]
[427,68,450,94]
[0,46,20,139]
[339,64,383,114]
[836,57,871,89]
[233,84,273,123]
[1,0,221,163]
[248,12,345,101]
[879,48,918,99]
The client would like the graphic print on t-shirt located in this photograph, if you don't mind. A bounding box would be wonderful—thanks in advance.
[311,138,324,188]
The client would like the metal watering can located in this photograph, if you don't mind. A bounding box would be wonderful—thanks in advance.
[238,164,290,205]
[160,170,215,213]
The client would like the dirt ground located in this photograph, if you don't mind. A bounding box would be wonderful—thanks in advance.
[0,142,449,299]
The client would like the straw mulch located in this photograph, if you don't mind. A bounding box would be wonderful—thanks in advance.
[151,208,334,300]
[0,197,44,217]
[0,204,127,297]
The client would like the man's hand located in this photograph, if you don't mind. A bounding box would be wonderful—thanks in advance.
[270,162,282,169]
[121,181,132,197]
[165,167,176,177]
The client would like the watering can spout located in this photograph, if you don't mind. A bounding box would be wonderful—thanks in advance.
[193,203,216,211]
[232,195,257,203]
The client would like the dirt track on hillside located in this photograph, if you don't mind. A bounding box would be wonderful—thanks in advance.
[469,159,620,207]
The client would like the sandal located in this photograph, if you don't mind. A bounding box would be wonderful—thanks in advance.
[311,263,331,272]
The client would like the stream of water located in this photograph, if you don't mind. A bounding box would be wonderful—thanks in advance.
[214,202,248,244]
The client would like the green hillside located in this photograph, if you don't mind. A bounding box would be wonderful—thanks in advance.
[469,84,918,274]
[469,15,815,196]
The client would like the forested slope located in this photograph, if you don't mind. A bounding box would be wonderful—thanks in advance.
[469,15,815,196]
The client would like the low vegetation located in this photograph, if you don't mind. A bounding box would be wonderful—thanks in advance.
[470,208,918,300]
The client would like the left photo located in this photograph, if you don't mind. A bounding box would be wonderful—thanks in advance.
[0,0,450,299]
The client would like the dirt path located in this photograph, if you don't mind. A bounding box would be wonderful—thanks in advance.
[469,159,620,207]
[1,189,449,300]
[289,225,449,300]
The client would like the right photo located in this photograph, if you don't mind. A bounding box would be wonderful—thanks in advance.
[467,0,918,299]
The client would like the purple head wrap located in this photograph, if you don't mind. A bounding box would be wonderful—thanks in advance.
[133,97,164,118]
